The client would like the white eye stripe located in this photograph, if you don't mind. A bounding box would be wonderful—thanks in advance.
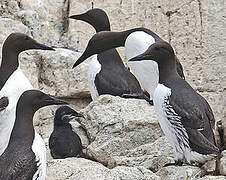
[61,114,78,121]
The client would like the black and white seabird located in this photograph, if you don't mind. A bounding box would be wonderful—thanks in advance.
[69,9,152,103]
[72,28,185,100]
[49,106,84,159]
[0,33,55,155]
[129,41,219,165]
[0,90,68,180]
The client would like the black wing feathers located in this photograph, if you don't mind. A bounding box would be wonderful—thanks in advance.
[167,79,219,155]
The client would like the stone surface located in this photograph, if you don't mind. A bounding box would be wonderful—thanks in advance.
[219,150,226,176]
[109,136,175,172]
[156,165,206,179]
[198,176,226,180]
[0,0,225,179]
[38,48,90,98]
[79,95,164,167]
[46,158,160,180]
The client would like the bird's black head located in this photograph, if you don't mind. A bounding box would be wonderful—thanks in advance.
[16,90,68,116]
[54,106,84,125]
[129,41,175,64]
[129,41,178,83]
[72,31,124,68]
[69,8,110,32]
[2,33,55,55]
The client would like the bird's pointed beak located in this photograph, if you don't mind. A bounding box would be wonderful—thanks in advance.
[45,97,68,105]
[72,53,88,68]
[129,53,147,62]
[76,112,85,118]
[33,42,55,51]
[69,13,86,20]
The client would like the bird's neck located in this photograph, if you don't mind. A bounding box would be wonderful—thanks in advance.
[96,26,110,33]
[10,105,35,142]
[10,112,34,143]
[54,118,72,129]
[98,49,124,66]
[158,60,179,84]
[0,47,19,89]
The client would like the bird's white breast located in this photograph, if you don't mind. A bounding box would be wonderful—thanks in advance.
[153,84,190,161]
[0,68,33,155]
[32,132,46,180]
[125,31,159,97]
[88,55,101,100]
[153,84,177,144]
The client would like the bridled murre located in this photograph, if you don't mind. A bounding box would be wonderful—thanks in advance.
[49,106,84,159]
[129,41,220,166]
[0,33,55,155]
[0,90,68,180]
[72,28,185,99]
[69,9,152,103]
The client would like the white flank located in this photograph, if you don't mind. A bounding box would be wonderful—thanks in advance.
[0,68,33,155]
[88,55,101,100]
[32,132,46,180]
[153,84,213,164]
[125,31,159,98]
[153,84,187,161]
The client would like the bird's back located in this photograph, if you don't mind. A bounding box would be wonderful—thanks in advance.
[95,48,144,96]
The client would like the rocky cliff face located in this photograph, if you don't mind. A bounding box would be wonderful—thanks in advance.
[0,0,225,179]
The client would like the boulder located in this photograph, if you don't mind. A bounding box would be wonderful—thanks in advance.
[156,165,205,179]
[38,48,90,98]
[46,158,160,180]
[79,95,164,167]
[109,136,175,172]
[219,150,226,175]
[198,176,226,180]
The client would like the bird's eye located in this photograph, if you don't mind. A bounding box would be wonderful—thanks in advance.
[155,47,160,51]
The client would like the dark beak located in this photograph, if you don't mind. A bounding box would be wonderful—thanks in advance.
[72,53,88,68]
[76,112,85,118]
[69,14,86,20]
[129,53,148,62]
[45,97,68,105]
[33,42,55,51]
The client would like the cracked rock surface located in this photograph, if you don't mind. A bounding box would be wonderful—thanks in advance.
[0,0,225,179]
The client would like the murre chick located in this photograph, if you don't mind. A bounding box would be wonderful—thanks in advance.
[0,33,55,155]
[69,9,152,103]
[0,90,68,180]
[49,106,84,159]
[72,28,185,100]
[129,41,220,166]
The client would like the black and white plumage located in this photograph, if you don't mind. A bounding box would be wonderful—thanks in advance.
[129,41,219,165]
[49,106,84,159]
[73,28,185,100]
[0,33,55,156]
[0,90,68,180]
[69,9,151,103]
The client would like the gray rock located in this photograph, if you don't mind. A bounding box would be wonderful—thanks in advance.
[198,176,226,180]
[0,0,225,179]
[109,136,175,172]
[46,158,160,180]
[79,95,164,167]
[219,150,226,175]
[38,48,90,98]
[156,165,206,179]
